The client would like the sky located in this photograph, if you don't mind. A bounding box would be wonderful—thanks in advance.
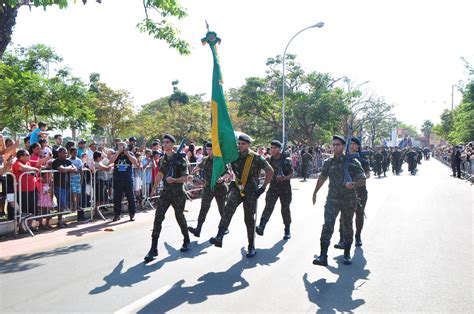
[10,0,474,131]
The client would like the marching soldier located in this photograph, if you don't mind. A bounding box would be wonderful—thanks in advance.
[256,140,293,240]
[405,147,418,175]
[373,148,383,177]
[144,134,191,263]
[301,147,313,182]
[391,146,402,175]
[334,137,370,249]
[188,142,229,237]
[209,134,274,258]
[312,135,366,266]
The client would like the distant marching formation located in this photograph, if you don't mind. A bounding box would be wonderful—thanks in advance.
[139,132,430,267]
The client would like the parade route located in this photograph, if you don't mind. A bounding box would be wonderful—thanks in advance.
[0,159,472,313]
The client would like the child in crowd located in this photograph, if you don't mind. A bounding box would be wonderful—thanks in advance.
[68,148,83,213]
[36,172,54,229]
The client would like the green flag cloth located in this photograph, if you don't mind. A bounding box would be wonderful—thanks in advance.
[202,31,239,189]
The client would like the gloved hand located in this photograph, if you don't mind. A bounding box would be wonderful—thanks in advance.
[256,185,266,198]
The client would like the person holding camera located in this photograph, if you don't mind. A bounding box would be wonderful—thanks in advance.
[108,142,138,222]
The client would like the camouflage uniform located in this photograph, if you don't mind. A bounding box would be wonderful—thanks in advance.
[301,152,313,180]
[151,152,190,241]
[391,150,402,174]
[319,155,366,247]
[373,151,383,176]
[337,155,370,245]
[217,151,272,248]
[406,150,417,174]
[196,156,228,225]
[261,155,293,226]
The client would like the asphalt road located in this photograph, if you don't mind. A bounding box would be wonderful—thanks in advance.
[0,159,472,313]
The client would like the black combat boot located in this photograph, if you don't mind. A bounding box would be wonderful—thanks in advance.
[283,224,291,240]
[209,227,225,248]
[355,232,362,247]
[246,244,256,258]
[334,230,344,249]
[313,242,329,266]
[188,222,203,238]
[144,236,159,263]
[255,217,268,236]
[343,244,352,265]
[180,238,191,252]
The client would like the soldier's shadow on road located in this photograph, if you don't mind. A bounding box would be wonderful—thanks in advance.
[303,247,370,313]
[89,240,210,295]
[137,240,287,314]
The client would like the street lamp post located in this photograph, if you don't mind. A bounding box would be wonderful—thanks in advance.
[282,22,324,143]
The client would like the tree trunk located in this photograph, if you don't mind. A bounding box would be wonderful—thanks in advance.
[0,4,19,59]
[71,127,77,141]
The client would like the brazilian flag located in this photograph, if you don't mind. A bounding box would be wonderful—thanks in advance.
[202,31,239,188]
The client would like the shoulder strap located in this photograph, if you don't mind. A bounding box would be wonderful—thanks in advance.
[237,152,255,197]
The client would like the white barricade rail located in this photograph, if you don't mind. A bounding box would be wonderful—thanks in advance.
[0,172,19,234]
[81,167,95,221]
[20,169,74,237]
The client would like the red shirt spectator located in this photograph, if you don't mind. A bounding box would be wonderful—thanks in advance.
[12,154,38,192]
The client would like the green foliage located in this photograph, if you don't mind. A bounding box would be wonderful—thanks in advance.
[421,120,433,141]
[0,44,95,133]
[232,55,358,146]
[90,82,134,143]
[127,93,210,144]
[433,60,474,144]
[362,99,396,146]
[397,122,418,138]
[1,0,189,59]
[136,0,190,55]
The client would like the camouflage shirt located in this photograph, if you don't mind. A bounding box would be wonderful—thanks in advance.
[231,150,272,193]
[302,152,313,165]
[159,152,189,191]
[268,155,293,188]
[198,156,229,187]
[320,154,366,200]
[391,151,402,160]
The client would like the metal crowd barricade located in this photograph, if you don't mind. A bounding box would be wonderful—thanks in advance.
[20,169,74,237]
[0,172,19,234]
[81,167,95,221]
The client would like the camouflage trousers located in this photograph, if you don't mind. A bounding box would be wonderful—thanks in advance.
[218,185,257,247]
[261,185,292,225]
[197,185,227,225]
[392,159,401,173]
[373,161,382,176]
[320,197,357,246]
[338,185,368,237]
[302,163,310,179]
[151,189,189,241]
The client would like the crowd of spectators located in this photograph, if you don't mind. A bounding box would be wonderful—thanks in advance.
[432,142,473,181]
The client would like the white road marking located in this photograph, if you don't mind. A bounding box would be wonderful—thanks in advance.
[114,284,173,314]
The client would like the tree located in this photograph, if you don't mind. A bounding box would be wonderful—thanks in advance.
[0,44,95,133]
[232,55,351,146]
[1,0,190,59]
[127,92,210,144]
[421,120,433,145]
[91,82,134,144]
[397,122,418,138]
[362,98,396,146]
[449,80,474,143]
